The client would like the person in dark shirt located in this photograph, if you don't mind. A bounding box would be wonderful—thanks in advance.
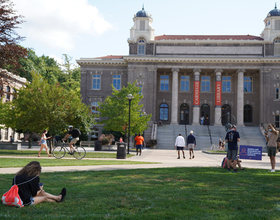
[62,125,80,154]
[187,130,196,159]
[13,161,66,206]
[225,125,240,173]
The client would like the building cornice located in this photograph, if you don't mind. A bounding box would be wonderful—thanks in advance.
[77,56,280,66]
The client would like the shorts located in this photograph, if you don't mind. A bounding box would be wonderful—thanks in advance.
[188,144,195,149]
[24,197,35,206]
[136,145,143,150]
[227,150,238,161]
[70,137,79,144]
[267,146,277,157]
[177,146,184,151]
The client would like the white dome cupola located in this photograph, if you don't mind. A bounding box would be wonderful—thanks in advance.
[128,5,155,43]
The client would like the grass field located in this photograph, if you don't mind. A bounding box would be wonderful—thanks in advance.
[0,167,279,219]
[0,150,154,168]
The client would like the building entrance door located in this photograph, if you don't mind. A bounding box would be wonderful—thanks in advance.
[200,104,210,125]
[221,104,231,126]
[180,103,189,125]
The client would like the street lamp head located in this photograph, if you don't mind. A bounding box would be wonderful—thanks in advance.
[127,94,134,100]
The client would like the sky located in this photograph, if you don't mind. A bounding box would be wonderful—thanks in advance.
[12,0,279,65]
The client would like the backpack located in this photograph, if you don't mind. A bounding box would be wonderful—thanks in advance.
[72,128,81,137]
[221,157,228,168]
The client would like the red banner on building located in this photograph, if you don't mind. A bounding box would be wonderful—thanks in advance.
[215,81,222,106]
[193,81,200,106]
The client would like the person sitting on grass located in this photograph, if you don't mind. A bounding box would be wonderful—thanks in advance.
[13,161,66,206]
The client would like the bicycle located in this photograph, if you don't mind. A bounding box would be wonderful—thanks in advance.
[52,141,86,160]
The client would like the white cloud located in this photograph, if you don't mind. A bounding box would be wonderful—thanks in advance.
[13,0,112,51]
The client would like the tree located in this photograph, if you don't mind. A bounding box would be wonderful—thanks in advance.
[0,72,94,148]
[98,82,151,138]
[0,0,27,72]
[60,54,80,93]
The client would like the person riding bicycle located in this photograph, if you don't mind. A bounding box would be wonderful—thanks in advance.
[62,126,81,155]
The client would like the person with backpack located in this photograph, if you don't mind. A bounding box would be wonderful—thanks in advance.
[62,125,81,155]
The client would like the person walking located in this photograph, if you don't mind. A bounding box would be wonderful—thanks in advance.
[134,133,145,156]
[187,130,196,159]
[38,130,52,157]
[225,124,240,172]
[174,134,185,159]
[265,124,279,172]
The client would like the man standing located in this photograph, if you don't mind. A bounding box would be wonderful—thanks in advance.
[62,126,81,154]
[134,133,145,156]
[187,130,196,159]
[225,125,240,172]
[174,134,185,159]
[265,124,279,172]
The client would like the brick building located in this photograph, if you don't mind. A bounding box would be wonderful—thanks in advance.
[77,6,280,141]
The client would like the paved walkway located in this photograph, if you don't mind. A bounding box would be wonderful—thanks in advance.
[0,146,276,174]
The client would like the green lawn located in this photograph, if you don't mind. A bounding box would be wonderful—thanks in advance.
[0,149,134,158]
[0,167,279,219]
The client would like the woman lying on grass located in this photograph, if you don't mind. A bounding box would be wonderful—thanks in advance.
[13,161,66,206]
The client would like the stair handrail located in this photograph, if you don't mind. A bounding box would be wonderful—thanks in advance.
[185,124,188,140]
[207,125,213,145]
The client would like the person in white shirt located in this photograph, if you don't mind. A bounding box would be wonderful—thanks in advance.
[174,134,186,159]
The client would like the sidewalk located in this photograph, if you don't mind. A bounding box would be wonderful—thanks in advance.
[0,147,275,174]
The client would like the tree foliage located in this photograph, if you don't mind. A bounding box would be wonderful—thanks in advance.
[18,50,81,93]
[0,72,94,138]
[98,82,151,136]
[0,0,27,72]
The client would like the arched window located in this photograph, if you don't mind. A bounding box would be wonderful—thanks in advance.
[137,37,146,55]
[244,105,253,123]
[159,103,168,121]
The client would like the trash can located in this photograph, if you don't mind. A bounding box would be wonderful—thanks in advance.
[116,142,127,159]
[94,140,102,151]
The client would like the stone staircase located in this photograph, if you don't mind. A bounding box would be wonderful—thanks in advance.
[156,125,267,151]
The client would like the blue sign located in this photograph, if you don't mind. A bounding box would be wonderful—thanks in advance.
[239,145,262,160]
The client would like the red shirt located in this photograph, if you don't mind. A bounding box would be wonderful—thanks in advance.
[135,136,144,145]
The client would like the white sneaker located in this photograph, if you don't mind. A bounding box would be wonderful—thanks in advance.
[271,169,275,172]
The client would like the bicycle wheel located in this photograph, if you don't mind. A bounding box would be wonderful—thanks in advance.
[73,146,86,159]
[53,146,66,159]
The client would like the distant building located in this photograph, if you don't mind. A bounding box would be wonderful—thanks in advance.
[77,5,280,141]
[0,68,27,142]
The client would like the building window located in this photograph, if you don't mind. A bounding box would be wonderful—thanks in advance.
[276,87,279,100]
[159,103,169,121]
[274,37,280,55]
[222,76,231,92]
[244,105,253,123]
[138,37,146,55]
[244,77,252,92]
[6,86,10,101]
[91,101,99,117]
[160,75,169,91]
[92,74,101,90]
[201,76,210,92]
[275,115,280,128]
[140,21,145,30]
[113,75,121,90]
[139,85,142,94]
[180,76,189,91]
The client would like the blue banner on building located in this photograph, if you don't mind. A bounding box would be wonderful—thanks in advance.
[239,145,262,160]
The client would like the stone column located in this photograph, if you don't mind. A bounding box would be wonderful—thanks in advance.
[214,69,222,125]
[171,68,179,124]
[237,69,245,126]
[192,69,201,125]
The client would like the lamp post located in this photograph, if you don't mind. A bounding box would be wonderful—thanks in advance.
[127,94,134,154]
